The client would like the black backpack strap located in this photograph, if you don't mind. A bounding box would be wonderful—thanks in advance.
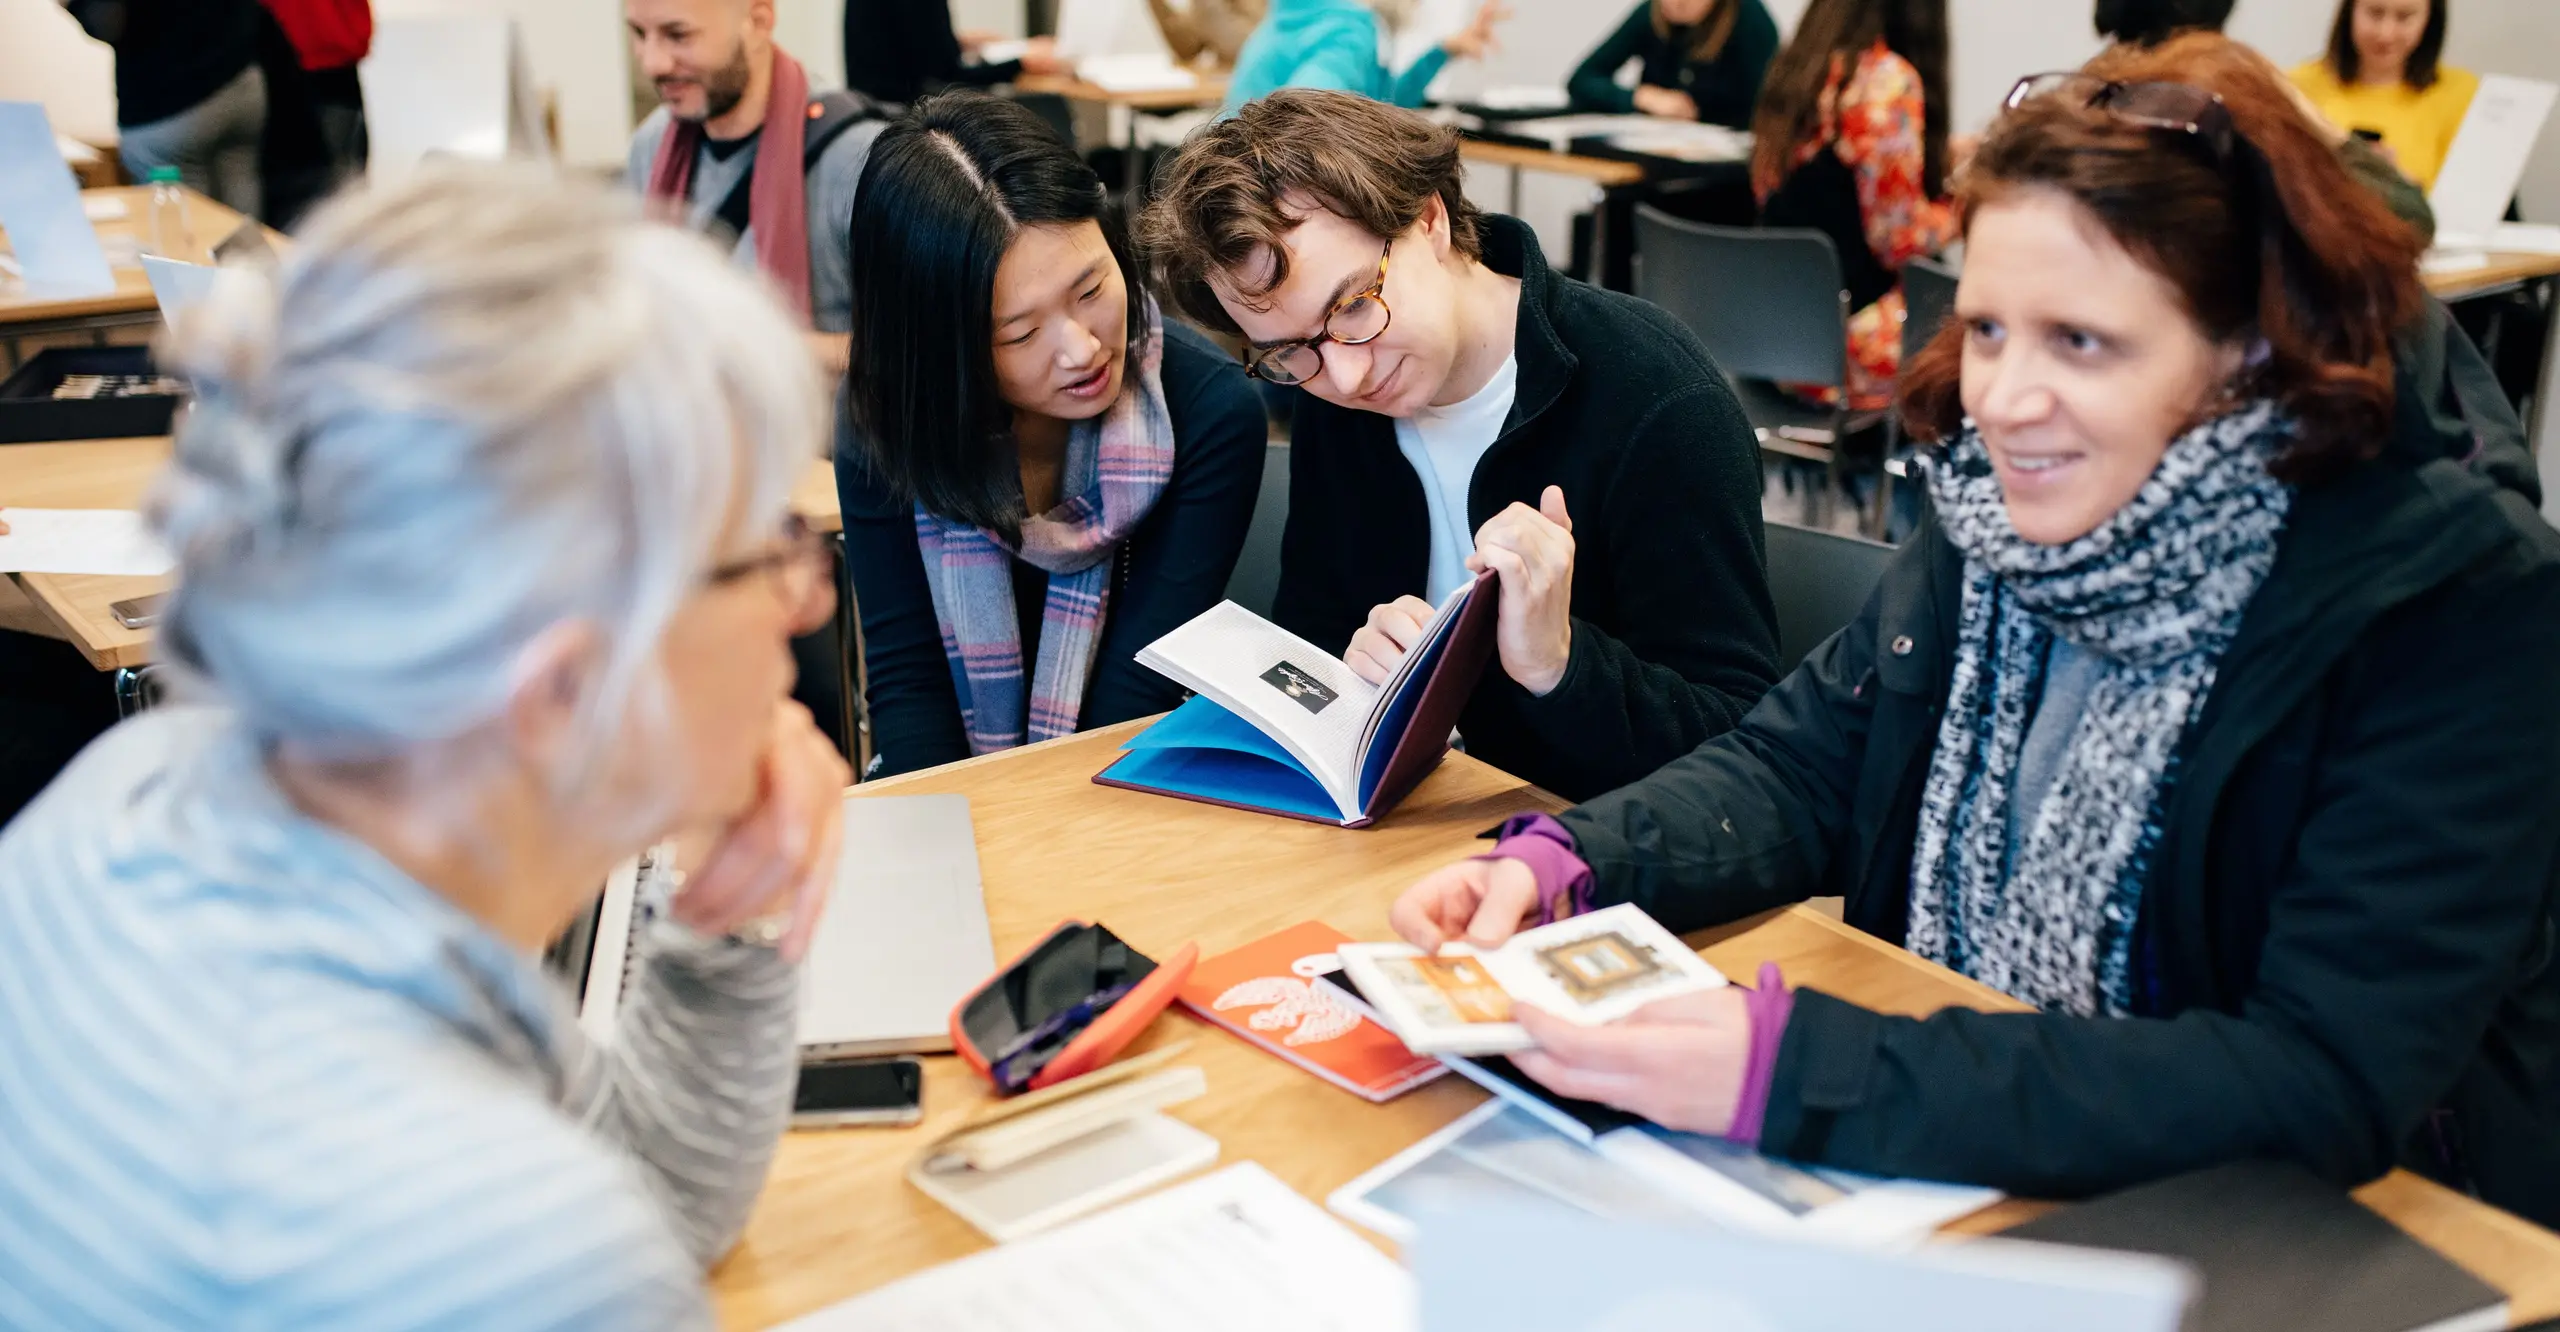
[709,91,892,244]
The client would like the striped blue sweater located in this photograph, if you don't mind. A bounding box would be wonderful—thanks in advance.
[0,707,804,1329]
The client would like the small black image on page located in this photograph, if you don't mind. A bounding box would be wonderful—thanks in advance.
[1260,662,1339,714]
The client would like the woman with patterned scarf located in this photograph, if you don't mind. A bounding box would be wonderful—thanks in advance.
[1387,33,2560,1227]
[836,92,1266,777]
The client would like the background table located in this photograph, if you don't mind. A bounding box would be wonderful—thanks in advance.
[0,186,262,372]
[1012,73,1227,201]
[0,436,844,677]
[706,722,2560,1330]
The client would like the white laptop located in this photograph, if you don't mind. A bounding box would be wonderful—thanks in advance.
[569,793,996,1058]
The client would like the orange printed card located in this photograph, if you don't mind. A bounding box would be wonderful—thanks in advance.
[1177,922,1447,1103]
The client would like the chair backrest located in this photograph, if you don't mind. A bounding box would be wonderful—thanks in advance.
[1765,520,1896,673]
[1901,253,1960,371]
[1223,438,1291,617]
[1633,205,1848,388]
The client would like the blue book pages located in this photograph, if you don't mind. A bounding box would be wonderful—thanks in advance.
[1098,744,1344,823]
[1354,623,1454,810]
[1118,694,1307,769]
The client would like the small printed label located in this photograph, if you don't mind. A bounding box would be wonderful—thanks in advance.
[1261,661,1338,714]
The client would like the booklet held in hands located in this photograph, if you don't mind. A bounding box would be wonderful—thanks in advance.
[1094,572,1498,827]
[1337,905,1728,1056]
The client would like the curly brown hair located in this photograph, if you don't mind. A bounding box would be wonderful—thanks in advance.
[1897,34,2426,483]
[1134,89,1485,337]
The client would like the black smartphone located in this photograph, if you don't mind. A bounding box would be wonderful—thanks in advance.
[791,1055,924,1129]
[2352,127,2385,143]
[111,592,169,629]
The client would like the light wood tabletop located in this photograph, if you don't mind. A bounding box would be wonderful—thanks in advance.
[0,186,261,328]
[705,722,2560,1329]
[1459,137,1649,188]
[2425,250,2560,301]
[0,436,844,672]
[1012,72,1228,112]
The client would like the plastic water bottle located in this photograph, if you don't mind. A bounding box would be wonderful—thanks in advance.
[145,166,198,263]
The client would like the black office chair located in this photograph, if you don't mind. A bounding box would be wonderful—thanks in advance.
[1765,519,1896,674]
[1901,253,1960,366]
[1632,206,1891,532]
[1223,438,1291,618]
[1874,252,1962,534]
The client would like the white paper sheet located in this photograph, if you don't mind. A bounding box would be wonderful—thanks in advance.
[0,510,176,577]
[2430,75,2559,239]
[1411,1199,2193,1332]
[775,1163,1413,1331]
[0,102,116,298]
[140,255,217,322]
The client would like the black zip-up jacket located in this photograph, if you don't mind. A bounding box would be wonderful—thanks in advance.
[1560,300,2560,1227]
[1272,214,1779,801]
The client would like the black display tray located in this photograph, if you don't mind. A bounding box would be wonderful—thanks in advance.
[0,346,182,444]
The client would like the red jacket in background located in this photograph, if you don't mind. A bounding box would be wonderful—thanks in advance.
[261,0,372,72]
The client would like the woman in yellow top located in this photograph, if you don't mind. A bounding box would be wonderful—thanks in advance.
[2290,0,2476,191]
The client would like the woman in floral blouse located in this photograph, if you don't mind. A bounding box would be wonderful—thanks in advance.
[1749,0,1953,410]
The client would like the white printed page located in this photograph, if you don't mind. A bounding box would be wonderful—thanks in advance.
[1136,601,1380,813]
[1477,905,1728,1027]
[2431,75,2559,239]
[0,509,176,576]
[777,1163,1414,1332]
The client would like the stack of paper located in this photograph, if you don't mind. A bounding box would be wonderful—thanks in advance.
[776,1164,1413,1331]
[0,510,175,577]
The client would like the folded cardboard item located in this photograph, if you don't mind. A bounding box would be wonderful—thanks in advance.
[907,1044,1219,1242]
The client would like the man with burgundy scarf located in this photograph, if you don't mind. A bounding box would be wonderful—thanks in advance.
[626,0,880,375]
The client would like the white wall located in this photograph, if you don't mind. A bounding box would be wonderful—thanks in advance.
[0,0,120,143]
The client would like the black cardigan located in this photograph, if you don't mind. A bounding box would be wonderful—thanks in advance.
[841,0,1021,107]
[1565,0,1778,127]
[1560,303,2560,1227]
[837,321,1266,777]
[1271,214,1779,802]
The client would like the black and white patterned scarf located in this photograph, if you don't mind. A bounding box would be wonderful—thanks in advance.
[1907,401,2295,1017]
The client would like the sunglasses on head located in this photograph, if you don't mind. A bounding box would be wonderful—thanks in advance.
[2003,72,2239,163]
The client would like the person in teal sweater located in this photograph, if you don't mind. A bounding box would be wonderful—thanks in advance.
[1222,0,1506,113]
[1567,0,1777,126]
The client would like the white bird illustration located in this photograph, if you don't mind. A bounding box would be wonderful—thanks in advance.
[1212,977,1364,1046]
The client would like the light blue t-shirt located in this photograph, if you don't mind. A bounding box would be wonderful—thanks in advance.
[1393,353,1518,602]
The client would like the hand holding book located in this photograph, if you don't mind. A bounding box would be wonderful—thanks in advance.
[1346,485,1577,697]
[1509,987,1753,1138]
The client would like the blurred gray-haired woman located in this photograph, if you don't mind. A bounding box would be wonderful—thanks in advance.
[0,163,850,1328]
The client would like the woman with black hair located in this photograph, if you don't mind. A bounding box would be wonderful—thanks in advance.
[2291,0,2476,192]
[836,92,1266,778]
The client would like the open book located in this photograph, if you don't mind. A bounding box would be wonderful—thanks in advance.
[1094,572,1498,827]
[1335,904,1728,1056]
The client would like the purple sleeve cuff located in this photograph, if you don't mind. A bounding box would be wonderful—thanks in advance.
[1476,812,1594,927]
[1724,962,1794,1149]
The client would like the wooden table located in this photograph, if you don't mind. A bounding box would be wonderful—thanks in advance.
[706,723,2560,1329]
[0,186,260,371]
[1012,73,1228,201]
[0,435,845,677]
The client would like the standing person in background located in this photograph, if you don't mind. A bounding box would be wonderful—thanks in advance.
[1145,0,1267,69]
[840,0,1071,107]
[2291,0,2475,193]
[1749,0,1952,411]
[838,93,1264,778]
[261,0,371,182]
[1222,0,1508,113]
[65,0,268,219]
[1568,0,1778,128]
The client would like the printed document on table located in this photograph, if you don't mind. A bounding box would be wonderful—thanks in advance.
[774,1163,1414,1332]
[0,510,175,576]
